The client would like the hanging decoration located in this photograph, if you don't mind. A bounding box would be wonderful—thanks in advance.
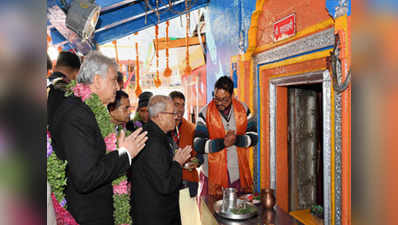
[47,34,52,49]
[163,21,172,77]
[184,11,192,75]
[135,42,142,97]
[124,34,138,90]
[154,24,162,87]
[167,0,196,16]
[112,40,120,64]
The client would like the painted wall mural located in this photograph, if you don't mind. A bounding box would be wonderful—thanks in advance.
[205,0,257,102]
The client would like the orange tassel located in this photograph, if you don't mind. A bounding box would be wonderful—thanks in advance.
[112,40,119,64]
[163,67,172,77]
[154,76,162,88]
[163,21,172,77]
[135,42,142,97]
[154,24,162,87]
[184,65,192,75]
[184,12,191,75]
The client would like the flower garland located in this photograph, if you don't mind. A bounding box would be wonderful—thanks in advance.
[47,131,67,206]
[47,80,131,225]
[47,120,78,225]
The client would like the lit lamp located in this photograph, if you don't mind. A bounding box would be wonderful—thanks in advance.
[66,0,101,40]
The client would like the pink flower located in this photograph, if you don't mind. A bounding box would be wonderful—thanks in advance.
[104,133,117,151]
[73,83,92,101]
[51,193,78,225]
[113,180,128,195]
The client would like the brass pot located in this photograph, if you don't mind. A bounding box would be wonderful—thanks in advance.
[261,188,276,209]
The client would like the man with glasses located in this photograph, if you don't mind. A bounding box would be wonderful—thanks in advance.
[130,95,192,225]
[126,91,153,132]
[169,91,203,197]
[193,76,258,197]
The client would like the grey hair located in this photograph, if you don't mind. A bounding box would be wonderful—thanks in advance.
[77,51,118,84]
[148,95,172,118]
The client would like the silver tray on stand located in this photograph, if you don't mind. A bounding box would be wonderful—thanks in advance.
[213,199,258,220]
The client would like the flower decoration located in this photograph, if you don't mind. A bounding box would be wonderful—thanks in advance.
[104,133,117,151]
[72,83,92,101]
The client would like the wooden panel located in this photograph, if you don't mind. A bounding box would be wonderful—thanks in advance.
[290,209,324,225]
[154,35,206,50]
[261,57,327,78]
[276,87,289,212]
[259,69,270,189]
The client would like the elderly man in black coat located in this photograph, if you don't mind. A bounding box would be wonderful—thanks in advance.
[50,51,148,225]
[130,95,192,225]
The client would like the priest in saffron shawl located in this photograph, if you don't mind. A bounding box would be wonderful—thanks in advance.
[193,76,258,196]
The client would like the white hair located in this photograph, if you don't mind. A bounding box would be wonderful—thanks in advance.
[148,95,172,118]
[77,51,118,84]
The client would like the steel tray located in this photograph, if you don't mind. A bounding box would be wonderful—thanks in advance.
[213,199,258,220]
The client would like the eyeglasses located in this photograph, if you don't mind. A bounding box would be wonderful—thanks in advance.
[160,111,178,117]
[213,96,231,104]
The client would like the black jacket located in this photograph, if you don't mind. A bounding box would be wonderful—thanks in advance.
[50,96,130,225]
[47,72,68,128]
[130,120,183,225]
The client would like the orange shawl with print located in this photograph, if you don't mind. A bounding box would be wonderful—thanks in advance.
[179,118,198,183]
[206,99,253,195]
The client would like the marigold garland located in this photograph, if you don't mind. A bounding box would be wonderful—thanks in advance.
[47,80,131,225]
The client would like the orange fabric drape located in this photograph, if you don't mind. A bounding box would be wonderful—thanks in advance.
[206,99,253,196]
[179,118,198,183]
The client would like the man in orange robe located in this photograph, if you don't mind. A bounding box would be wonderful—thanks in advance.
[169,91,202,197]
[193,76,258,196]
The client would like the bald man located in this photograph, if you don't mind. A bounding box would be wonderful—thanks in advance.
[130,95,192,225]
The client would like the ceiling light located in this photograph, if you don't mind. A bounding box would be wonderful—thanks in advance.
[65,0,101,40]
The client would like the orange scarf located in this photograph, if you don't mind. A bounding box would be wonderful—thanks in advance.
[206,99,253,195]
[179,118,199,183]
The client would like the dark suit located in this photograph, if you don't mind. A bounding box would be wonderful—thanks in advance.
[130,120,183,225]
[50,96,130,225]
[47,72,68,128]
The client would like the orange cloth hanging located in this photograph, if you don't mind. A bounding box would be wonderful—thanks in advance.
[206,99,253,196]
